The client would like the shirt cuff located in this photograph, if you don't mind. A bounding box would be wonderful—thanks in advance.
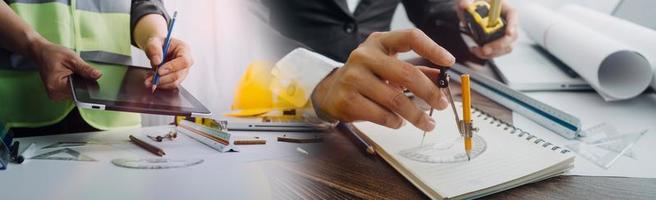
[273,48,342,126]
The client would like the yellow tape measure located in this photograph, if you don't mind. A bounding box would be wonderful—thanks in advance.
[464,0,506,45]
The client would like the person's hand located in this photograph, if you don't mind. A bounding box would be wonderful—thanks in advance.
[32,40,102,101]
[458,0,518,59]
[312,29,455,131]
[143,37,193,89]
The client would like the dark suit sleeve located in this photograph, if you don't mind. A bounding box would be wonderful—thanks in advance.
[402,0,481,63]
[254,0,312,60]
[130,0,170,46]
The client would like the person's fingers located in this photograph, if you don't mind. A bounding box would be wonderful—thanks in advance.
[152,68,189,89]
[44,72,73,101]
[144,38,164,67]
[373,29,455,67]
[417,66,440,84]
[357,50,448,110]
[502,1,519,41]
[357,72,436,131]
[158,55,192,76]
[470,33,514,59]
[338,92,404,129]
[144,75,153,87]
[67,57,101,79]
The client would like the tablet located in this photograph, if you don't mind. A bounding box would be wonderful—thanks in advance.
[70,65,211,117]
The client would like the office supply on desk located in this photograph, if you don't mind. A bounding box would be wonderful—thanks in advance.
[463,0,506,45]
[70,65,211,116]
[447,64,581,139]
[234,136,266,145]
[177,120,238,152]
[151,11,178,93]
[148,131,178,142]
[277,134,323,143]
[461,75,473,160]
[567,128,645,169]
[111,158,203,169]
[30,148,97,161]
[520,3,653,101]
[224,115,323,132]
[130,135,166,157]
[351,101,574,199]
[512,91,656,178]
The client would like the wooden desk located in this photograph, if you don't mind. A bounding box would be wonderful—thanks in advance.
[263,62,656,199]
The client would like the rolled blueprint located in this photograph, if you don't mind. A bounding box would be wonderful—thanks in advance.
[520,3,652,101]
[558,4,656,90]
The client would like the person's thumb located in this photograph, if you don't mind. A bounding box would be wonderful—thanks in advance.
[71,58,102,79]
[145,38,164,67]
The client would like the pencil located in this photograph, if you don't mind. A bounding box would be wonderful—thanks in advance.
[129,135,165,157]
[461,74,472,160]
[152,11,178,93]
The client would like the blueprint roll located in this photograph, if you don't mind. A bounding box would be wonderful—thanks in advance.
[558,4,656,90]
[520,3,652,101]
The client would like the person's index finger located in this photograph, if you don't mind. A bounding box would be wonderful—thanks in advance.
[377,29,456,66]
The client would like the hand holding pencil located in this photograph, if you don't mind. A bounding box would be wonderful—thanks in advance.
[141,11,193,92]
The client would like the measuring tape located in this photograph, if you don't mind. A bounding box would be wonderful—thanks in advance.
[447,64,581,139]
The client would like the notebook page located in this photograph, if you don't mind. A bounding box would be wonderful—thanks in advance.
[353,103,573,198]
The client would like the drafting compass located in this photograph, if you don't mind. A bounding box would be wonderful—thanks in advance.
[423,66,479,160]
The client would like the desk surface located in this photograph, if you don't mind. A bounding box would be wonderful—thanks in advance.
[264,63,656,199]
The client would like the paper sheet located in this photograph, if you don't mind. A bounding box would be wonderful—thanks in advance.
[512,92,656,178]
[520,3,653,101]
[558,4,656,90]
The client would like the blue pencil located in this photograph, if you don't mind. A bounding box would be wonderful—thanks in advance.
[152,11,178,93]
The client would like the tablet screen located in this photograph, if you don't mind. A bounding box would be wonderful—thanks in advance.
[71,64,210,116]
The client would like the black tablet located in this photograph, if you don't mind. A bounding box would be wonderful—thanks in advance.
[70,65,211,117]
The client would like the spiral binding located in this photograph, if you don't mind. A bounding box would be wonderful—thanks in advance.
[471,106,570,154]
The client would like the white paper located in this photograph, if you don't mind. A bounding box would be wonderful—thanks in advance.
[558,4,656,89]
[512,91,656,178]
[520,3,653,101]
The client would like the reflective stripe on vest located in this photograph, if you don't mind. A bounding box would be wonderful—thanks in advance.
[0,0,140,130]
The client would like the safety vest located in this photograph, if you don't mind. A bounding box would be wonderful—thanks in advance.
[0,0,140,130]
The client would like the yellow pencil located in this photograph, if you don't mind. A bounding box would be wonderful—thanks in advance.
[461,74,472,160]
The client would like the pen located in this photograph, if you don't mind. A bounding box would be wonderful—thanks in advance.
[152,11,178,93]
[461,74,473,161]
[129,135,165,157]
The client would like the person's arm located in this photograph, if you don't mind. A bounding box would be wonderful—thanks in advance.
[0,2,45,58]
[131,0,192,89]
[0,2,101,100]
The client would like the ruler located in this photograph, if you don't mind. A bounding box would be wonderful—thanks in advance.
[447,64,581,139]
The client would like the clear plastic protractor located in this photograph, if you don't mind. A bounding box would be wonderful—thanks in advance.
[399,134,487,163]
[111,158,204,169]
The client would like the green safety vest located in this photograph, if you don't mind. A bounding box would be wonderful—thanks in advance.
[0,0,141,131]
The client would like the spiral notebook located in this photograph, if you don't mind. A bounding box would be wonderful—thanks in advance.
[352,102,575,199]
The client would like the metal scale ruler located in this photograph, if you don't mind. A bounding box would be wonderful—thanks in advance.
[447,64,581,139]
